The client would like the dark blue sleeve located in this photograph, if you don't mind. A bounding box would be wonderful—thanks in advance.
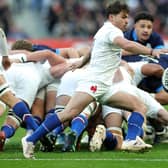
[124,29,133,40]
[32,44,56,52]
[158,54,168,69]
[150,32,164,49]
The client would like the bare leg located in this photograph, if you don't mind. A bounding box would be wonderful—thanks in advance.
[106,91,147,115]
[57,92,95,122]
[104,113,123,150]
[45,90,57,113]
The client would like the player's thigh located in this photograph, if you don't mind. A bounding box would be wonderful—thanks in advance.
[58,92,94,121]
[101,83,147,113]
[66,92,94,112]
[106,91,146,113]
[155,90,168,105]
[102,105,123,127]
[104,112,123,128]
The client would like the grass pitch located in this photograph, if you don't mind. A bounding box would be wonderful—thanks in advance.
[1,113,168,168]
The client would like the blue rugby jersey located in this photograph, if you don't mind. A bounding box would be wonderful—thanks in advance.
[32,44,60,55]
[121,28,166,92]
[122,28,164,62]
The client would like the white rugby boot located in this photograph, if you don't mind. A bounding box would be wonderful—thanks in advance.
[21,136,35,159]
[121,136,152,152]
[89,124,106,152]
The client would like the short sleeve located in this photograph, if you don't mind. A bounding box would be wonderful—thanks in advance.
[108,27,124,43]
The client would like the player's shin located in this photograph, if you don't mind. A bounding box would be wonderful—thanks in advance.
[105,127,123,150]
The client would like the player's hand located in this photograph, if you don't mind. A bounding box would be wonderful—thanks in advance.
[151,49,168,58]
[2,56,11,70]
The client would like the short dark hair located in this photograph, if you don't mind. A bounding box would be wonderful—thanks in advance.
[134,12,154,23]
[105,1,129,18]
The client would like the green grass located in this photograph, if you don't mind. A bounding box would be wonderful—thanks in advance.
[1,110,168,168]
[1,139,168,168]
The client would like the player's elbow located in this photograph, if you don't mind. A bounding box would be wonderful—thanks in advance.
[43,49,53,56]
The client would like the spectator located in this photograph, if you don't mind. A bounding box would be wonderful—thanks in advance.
[5,0,168,38]
[0,0,14,36]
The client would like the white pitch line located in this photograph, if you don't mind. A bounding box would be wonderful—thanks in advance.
[0,158,168,161]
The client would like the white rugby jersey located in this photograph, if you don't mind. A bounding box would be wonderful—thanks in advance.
[84,21,124,86]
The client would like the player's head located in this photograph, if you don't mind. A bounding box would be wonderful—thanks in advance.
[11,40,33,51]
[134,12,154,42]
[134,12,154,24]
[105,1,129,31]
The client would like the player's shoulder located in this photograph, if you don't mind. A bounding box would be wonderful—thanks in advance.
[150,31,163,41]
[124,29,133,39]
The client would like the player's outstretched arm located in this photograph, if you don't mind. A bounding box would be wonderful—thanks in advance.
[114,36,168,58]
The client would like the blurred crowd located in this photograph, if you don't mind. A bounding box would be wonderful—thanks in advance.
[0,0,168,39]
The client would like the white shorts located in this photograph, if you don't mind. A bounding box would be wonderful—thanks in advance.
[76,79,110,102]
[57,69,83,97]
[4,62,54,108]
[128,61,147,85]
[102,105,123,119]
[5,63,41,108]
[103,81,163,119]
[77,79,163,119]
[57,69,99,117]
[36,63,55,89]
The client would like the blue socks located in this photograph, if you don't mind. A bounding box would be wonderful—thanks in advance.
[26,116,42,132]
[13,102,38,130]
[13,102,30,119]
[1,125,15,138]
[27,113,61,144]
[33,116,42,126]
[52,124,64,136]
[126,112,144,140]
[104,131,117,150]
[71,114,88,138]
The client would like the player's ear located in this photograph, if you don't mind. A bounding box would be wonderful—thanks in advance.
[109,14,114,21]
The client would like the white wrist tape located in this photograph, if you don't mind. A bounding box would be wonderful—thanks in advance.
[9,53,27,63]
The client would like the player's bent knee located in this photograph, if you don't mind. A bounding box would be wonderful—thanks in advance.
[7,109,22,127]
